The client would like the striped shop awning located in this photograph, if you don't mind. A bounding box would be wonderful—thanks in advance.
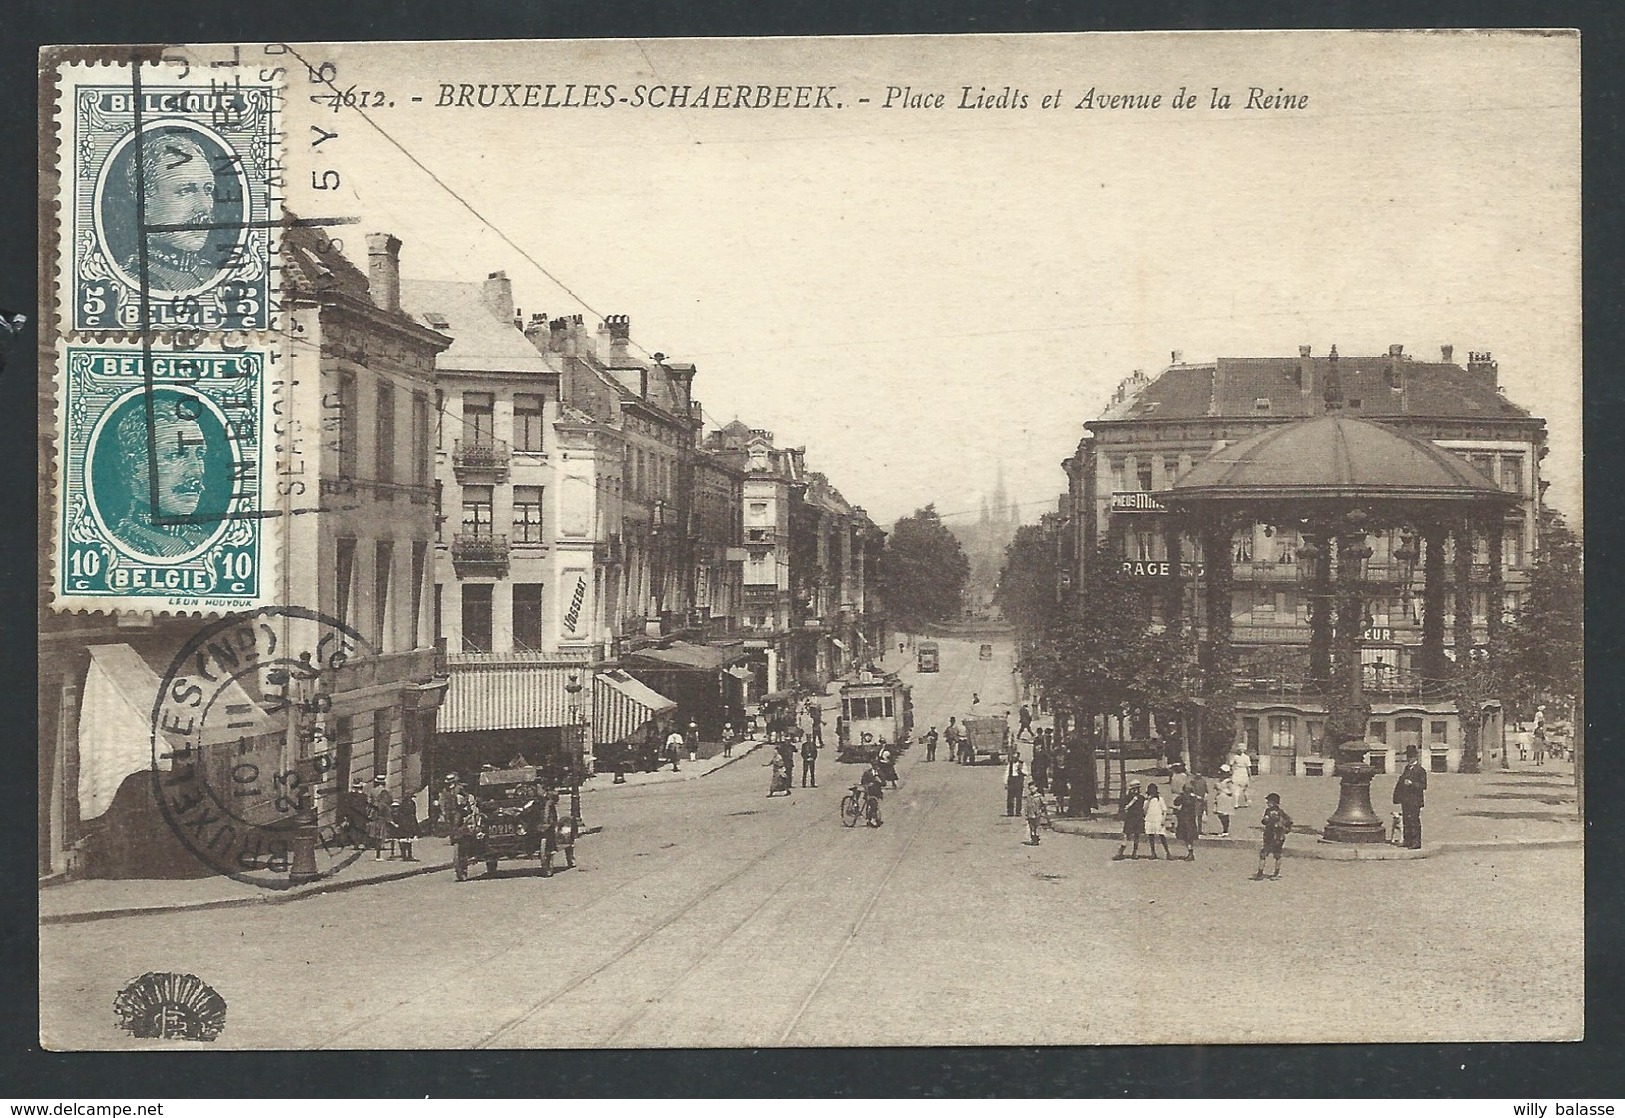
[439,655,587,733]
[594,670,677,746]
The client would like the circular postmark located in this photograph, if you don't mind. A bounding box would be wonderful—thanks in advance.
[85,385,238,563]
[151,606,375,889]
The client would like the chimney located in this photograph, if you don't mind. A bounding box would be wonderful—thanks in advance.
[549,316,572,355]
[1441,344,1454,364]
[1299,345,1312,358]
[1468,350,1497,387]
[605,314,631,351]
[570,314,594,360]
[1388,344,1404,358]
[365,232,402,314]
[1170,350,1183,365]
[481,271,513,323]
[523,312,549,349]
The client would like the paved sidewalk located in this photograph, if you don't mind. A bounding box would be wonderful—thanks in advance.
[39,844,456,925]
[39,743,773,925]
[1044,764,1580,859]
[579,737,766,792]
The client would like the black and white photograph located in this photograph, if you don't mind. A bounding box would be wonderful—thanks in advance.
[36,30,1583,1055]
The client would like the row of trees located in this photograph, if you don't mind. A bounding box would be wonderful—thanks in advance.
[997,509,1584,812]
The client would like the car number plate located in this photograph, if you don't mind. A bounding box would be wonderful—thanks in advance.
[488,822,522,837]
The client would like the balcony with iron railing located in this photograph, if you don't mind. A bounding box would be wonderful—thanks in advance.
[451,532,509,577]
[452,437,510,482]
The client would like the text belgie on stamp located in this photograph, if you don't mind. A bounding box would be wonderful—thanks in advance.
[56,60,280,334]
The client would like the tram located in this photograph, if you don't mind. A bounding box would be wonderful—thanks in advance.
[917,641,940,673]
[837,673,913,763]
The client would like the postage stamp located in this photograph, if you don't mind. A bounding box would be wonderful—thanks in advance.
[152,606,374,888]
[55,60,280,333]
[53,342,275,611]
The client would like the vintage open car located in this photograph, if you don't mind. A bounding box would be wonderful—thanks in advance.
[452,765,578,881]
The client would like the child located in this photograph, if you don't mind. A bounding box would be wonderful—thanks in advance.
[1253,792,1294,880]
[1022,779,1049,845]
[1172,783,1201,861]
[390,796,420,862]
[1141,784,1173,860]
[1214,767,1236,836]
[1113,781,1146,861]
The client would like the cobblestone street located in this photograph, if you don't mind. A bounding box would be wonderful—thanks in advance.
[39,640,1582,1049]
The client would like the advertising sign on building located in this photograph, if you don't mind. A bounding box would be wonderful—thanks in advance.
[561,568,590,639]
[1110,491,1168,513]
[1120,559,1206,579]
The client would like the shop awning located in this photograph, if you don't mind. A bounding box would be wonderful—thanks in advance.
[623,640,747,671]
[594,670,677,746]
[440,657,584,733]
[78,644,276,820]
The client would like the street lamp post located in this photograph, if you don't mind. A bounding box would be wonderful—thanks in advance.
[564,673,585,837]
[272,651,331,883]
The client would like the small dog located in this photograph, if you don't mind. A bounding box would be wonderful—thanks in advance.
[1389,811,1404,845]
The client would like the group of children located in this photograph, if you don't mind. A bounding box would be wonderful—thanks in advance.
[1112,777,1294,879]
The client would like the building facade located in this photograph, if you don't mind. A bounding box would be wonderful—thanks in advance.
[1062,344,1547,773]
[39,227,451,878]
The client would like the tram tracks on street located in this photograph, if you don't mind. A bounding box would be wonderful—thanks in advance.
[473,800,836,1048]
[311,802,798,1049]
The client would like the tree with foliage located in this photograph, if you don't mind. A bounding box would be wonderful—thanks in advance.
[1501,507,1584,809]
[996,522,1062,639]
[1017,547,1158,814]
[876,505,970,633]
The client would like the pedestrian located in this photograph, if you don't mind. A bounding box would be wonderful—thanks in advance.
[685,720,700,762]
[390,795,419,861]
[1252,792,1294,880]
[1141,784,1173,859]
[945,717,960,764]
[1187,768,1209,836]
[808,699,824,747]
[768,750,791,797]
[1229,744,1253,808]
[1032,738,1050,793]
[1023,779,1049,845]
[367,775,392,860]
[777,735,797,787]
[722,721,734,759]
[1005,752,1026,816]
[801,734,819,788]
[1533,722,1547,766]
[665,725,685,772]
[878,741,900,788]
[1019,704,1033,734]
[344,778,371,848]
[924,726,939,762]
[1214,767,1236,837]
[1393,744,1428,849]
[1172,782,1200,861]
[1113,781,1146,860]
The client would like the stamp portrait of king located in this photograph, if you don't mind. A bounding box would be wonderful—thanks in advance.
[67,73,277,332]
[90,389,232,560]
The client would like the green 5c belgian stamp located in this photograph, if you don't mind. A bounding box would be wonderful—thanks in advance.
[56,344,272,611]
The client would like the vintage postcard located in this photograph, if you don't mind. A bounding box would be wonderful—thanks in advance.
[38,32,1581,1050]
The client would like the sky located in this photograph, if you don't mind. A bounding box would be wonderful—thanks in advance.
[283,31,1580,529]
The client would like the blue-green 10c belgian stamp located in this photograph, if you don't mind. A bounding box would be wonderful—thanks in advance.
[56,345,272,611]
[61,62,279,332]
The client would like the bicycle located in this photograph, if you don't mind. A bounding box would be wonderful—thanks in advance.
[840,785,870,828]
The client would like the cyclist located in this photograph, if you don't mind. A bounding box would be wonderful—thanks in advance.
[860,762,886,827]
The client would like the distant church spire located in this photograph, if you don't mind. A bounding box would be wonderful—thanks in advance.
[991,461,1009,525]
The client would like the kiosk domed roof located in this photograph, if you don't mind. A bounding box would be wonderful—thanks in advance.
[1168,414,1512,504]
